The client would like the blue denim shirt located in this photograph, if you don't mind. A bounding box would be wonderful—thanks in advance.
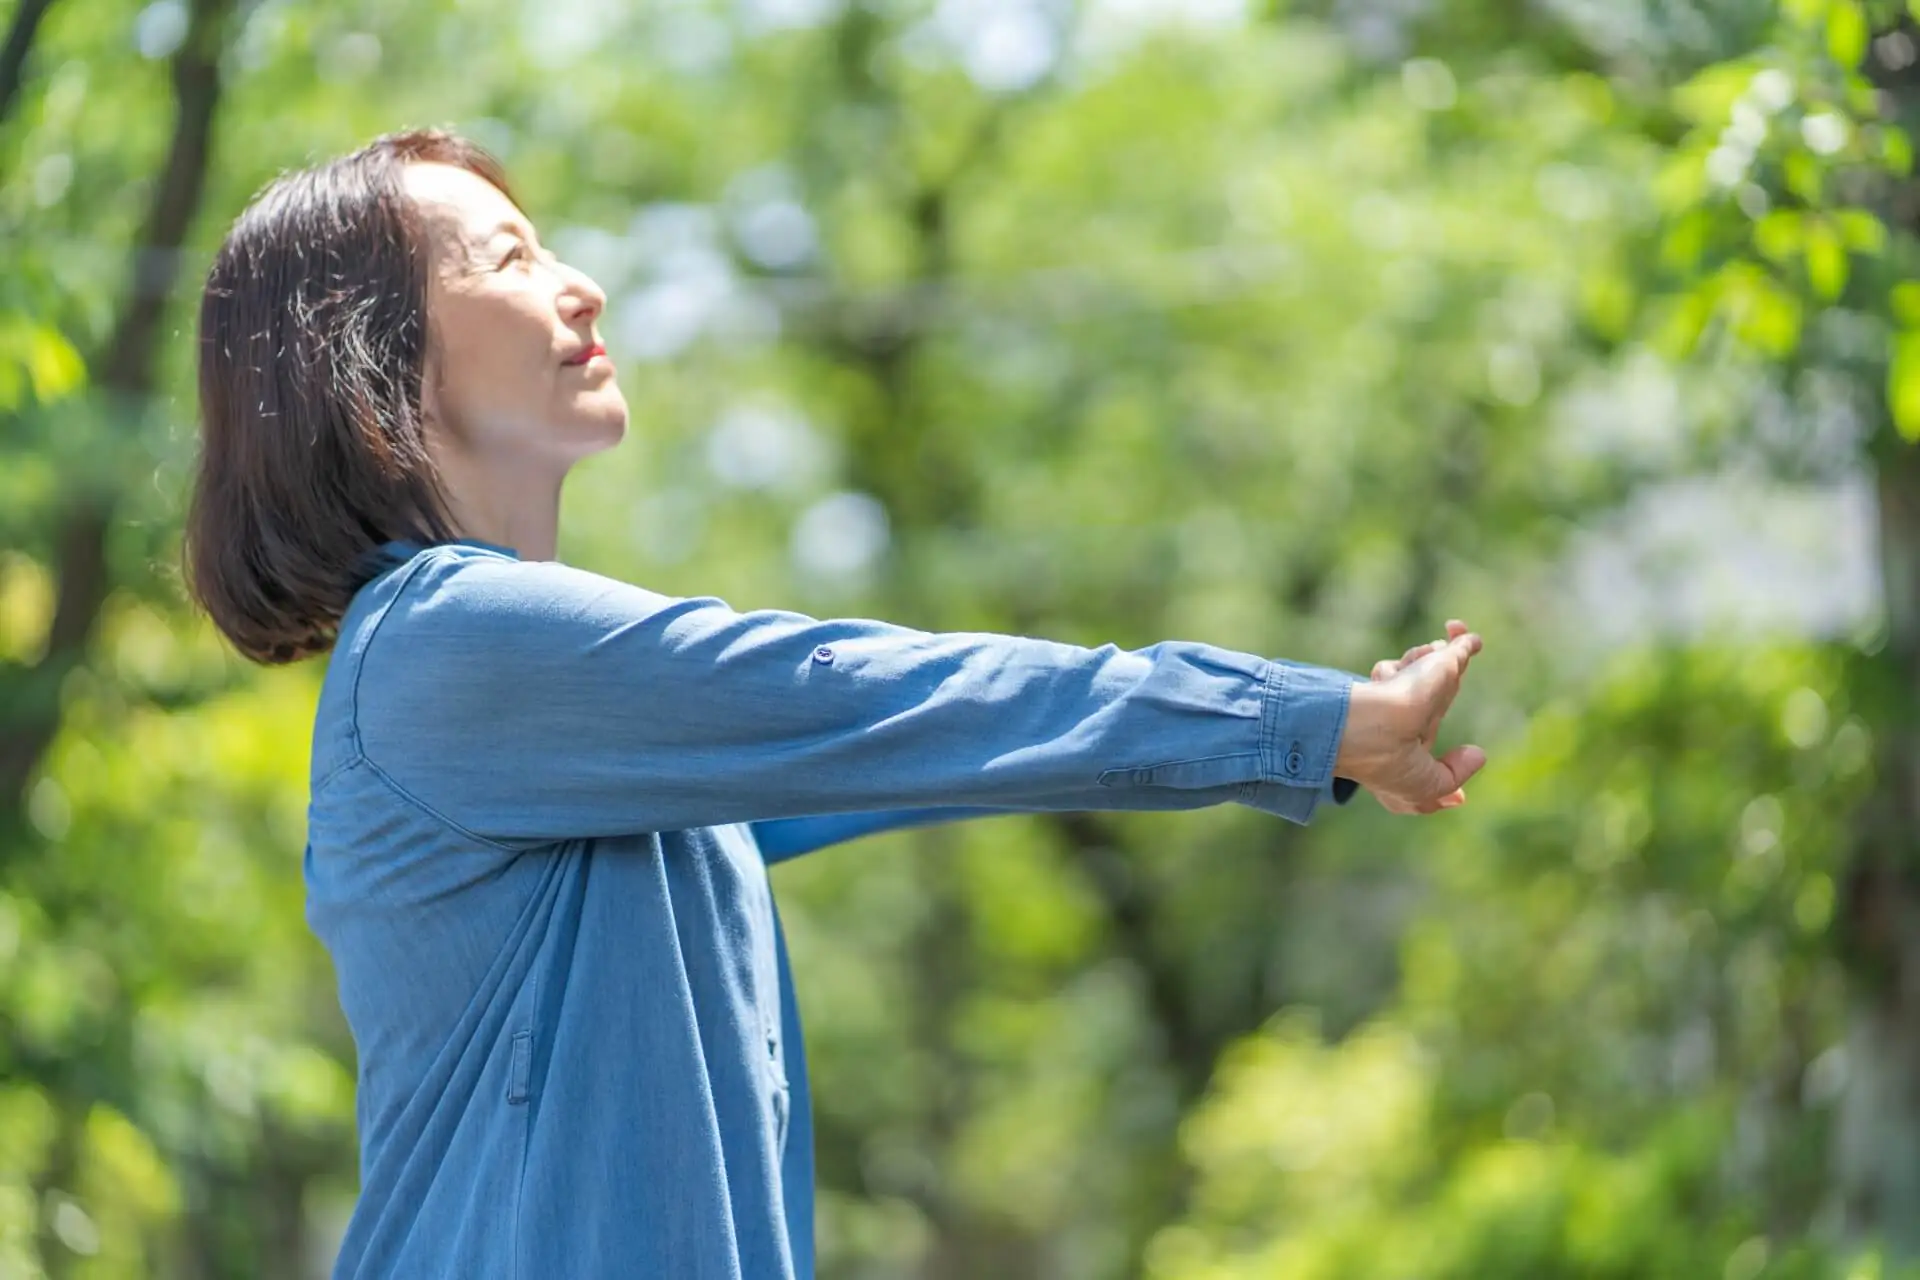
[305,538,1359,1279]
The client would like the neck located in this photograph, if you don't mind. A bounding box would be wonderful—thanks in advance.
[432,450,564,562]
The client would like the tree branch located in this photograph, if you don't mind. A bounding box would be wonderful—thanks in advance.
[0,0,233,820]
[0,0,58,139]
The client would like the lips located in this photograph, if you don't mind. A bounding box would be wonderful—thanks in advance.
[563,342,606,367]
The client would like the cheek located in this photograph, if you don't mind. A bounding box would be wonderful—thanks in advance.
[449,305,536,371]
[434,298,553,413]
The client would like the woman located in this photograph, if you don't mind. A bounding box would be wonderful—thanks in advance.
[183,129,1485,1280]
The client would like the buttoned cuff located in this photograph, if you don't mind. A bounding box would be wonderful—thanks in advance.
[1259,659,1357,790]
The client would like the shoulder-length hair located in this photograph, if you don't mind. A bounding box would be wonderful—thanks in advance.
[183,127,516,665]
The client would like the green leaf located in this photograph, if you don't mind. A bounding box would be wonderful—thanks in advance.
[1892,282,1920,326]
[1580,268,1635,341]
[1883,125,1915,175]
[1661,208,1713,271]
[1785,151,1827,203]
[1828,2,1869,67]
[1673,65,1758,126]
[1754,211,1804,262]
[1836,208,1887,254]
[24,328,83,402]
[1653,289,1715,358]
[1784,0,1832,25]
[1653,150,1710,213]
[1735,274,1805,357]
[1804,219,1850,299]
[1891,331,1920,441]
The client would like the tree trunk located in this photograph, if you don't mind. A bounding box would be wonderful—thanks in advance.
[0,0,58,136]
[1826,19,1920,1254]
[0,0,232,825]
[1833,436,1920,1257]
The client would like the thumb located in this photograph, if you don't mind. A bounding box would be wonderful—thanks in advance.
[1438,743,1487,789]
[1403,742,1488,808]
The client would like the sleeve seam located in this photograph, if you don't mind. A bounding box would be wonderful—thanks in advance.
[359,751,530,854]
[347,547,532,854]
[310,754,363,794]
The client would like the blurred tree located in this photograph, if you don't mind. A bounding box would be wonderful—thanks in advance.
[1152,0,1920,1276]
[1622,0,1920,1258]
[3,0,1912,1276]
[1,0,364,1275]
[0,0,63,134]
[1153,645,1896,1279]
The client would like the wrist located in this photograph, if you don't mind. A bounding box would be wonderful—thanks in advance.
[1334,680,1388,782]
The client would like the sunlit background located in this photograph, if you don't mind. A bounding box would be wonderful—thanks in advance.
[5,0,1920,1275]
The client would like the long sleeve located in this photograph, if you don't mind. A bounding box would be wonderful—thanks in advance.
[751,777,1361,864]
[349,548,1359,849]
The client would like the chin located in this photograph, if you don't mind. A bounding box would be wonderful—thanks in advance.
[566,398,630,457]
[570,421,627,461]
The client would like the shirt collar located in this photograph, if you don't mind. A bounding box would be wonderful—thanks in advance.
[377,536,521,561]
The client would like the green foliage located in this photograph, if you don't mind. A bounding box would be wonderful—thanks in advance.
[1155,647,1887,1280]
[0,0,1911,1274]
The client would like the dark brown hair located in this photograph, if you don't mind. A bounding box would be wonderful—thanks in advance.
[183,127,517,665]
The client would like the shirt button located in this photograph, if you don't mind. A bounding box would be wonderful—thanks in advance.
[1284,743,1305,776]
[812,646,835,665]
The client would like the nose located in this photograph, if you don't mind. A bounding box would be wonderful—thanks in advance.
[557,261,607,326]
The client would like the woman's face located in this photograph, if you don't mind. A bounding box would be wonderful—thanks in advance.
[404,162,627,474]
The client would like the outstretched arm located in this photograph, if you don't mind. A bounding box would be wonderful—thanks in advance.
[354,549,1480,849]
[749,624,1486,863]
[353,551,1362,847]
[750,773,1364,865]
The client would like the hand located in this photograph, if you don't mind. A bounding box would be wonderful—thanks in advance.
[1367,619,1470,684]
[1335,620,1487,815]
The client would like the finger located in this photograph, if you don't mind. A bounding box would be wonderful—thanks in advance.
[1410,632,1479,672]
[1415,788,1468,815]
[1445,619,1468,640]
[1405,637,1472,723]
[1437,744,1487,791]
[1419,633,1483,705]
[1445,633,1484,710]
[1374,640,1441,683]
[1386,651,1457,750]
[1389,634,1484,751]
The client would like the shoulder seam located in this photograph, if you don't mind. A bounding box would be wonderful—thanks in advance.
[348,546,529,854]
[346,544,461,749]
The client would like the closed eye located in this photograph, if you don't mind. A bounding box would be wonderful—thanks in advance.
[498,241,559,272]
